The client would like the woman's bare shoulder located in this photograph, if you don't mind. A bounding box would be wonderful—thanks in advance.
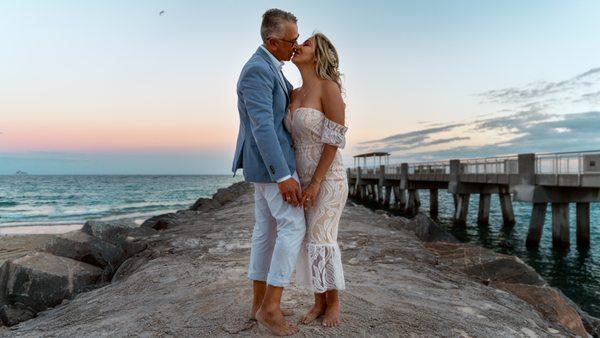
[320,80,343,105]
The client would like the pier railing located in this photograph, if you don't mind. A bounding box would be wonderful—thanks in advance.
[461,156,518,175]
[535,150,600,174]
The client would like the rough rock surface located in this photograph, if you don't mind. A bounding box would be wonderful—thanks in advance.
[0,303,35,327]
[394,213,458,243]
[423,242,589,337]
[141,213,180,230]
[42,230,124,271]
[81,220,137,245]
[0,182,583,337]
[496,283,588,337]
[1,252,102,312]
[189,181,253,212]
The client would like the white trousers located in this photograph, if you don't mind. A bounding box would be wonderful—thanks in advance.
[248,172,306,287]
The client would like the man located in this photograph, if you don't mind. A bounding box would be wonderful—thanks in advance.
[231,8,304,336]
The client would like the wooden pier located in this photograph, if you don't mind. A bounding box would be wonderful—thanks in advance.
[347,151,600,251]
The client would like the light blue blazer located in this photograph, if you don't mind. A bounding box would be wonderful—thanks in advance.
[231,47,296,183]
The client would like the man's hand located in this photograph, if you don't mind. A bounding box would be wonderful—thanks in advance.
[278,178,302,207]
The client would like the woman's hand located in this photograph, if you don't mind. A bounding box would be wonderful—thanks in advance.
[301,181,321,209]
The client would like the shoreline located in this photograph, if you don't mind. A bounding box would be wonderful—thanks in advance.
[0,213,167,237]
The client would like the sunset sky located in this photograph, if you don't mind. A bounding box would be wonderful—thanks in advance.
[2,1,600,174]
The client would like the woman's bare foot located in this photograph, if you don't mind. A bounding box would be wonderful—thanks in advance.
[300,303,326,324]
[322,290,340,327]
[256,307,299,336]
[300,292,327,325]
[322,303,340,326]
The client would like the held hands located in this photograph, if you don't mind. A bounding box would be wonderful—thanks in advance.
[278,178,302,207]
[301,180,321,209]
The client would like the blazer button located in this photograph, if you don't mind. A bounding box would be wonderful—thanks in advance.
[269,165,275,175]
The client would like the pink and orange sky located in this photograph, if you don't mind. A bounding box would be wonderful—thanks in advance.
[2,1,600,174]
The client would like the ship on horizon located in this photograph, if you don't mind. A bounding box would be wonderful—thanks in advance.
[15,170,28,175]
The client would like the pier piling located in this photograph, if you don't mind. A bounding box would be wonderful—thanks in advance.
[384,186,392,208]
[430,189,439,218]
[477,194,491,225]
[552,203,570,250]
[394,187,406,211]
[406,189,418,216]
[526,203,547,248]
[576,202,591,249]
[454,193,470,226]
[499,189,516,226]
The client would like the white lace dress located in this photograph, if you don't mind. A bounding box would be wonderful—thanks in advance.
[285,107,348,293]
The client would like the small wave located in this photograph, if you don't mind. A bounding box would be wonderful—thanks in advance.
[0,219,84,227]
[0,201,18,207]
[112,200,193,212]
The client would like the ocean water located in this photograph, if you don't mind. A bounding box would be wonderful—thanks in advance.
[0,175,242,227]
[407,189,600,318]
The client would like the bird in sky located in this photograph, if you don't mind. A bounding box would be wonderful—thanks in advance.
[159,10,165,16]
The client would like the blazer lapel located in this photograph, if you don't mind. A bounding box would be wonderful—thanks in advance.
[256,47,290,101]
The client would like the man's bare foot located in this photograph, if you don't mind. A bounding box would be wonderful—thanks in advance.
[250,307,294,321]
[256,307,299,336]
[300,303,326,324]
[322,302,340,327]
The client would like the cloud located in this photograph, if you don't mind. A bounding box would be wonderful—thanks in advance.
[354,110,600,162]
[354,65,600,163]
[574,90,600,104]
[359,123,466,145]
[477,67,600,105]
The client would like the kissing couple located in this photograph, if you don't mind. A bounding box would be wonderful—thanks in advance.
[232,8,349,336]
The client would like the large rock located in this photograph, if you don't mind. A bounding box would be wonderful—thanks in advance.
[399,213,458,242]
[1,252,102,313]
[189,181,253,211]
[81,220,137,246]
[424,242,589,337]
[496,282,589,337]
[141,213,179,230]
[189,197,220,211]
[212,181,252,205]
[42,230,124,270]
[125,226,157,238]
[111,254,151,283]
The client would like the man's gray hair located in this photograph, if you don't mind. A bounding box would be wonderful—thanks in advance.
[260,8,297,43]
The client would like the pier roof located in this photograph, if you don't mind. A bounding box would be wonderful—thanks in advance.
[353,152,390,158]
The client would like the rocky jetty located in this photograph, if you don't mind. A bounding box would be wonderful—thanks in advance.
[0,182,596,337]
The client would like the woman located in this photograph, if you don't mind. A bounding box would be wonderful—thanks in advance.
[285,32,348,327]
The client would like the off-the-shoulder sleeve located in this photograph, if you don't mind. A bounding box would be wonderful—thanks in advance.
[321,118,348,149]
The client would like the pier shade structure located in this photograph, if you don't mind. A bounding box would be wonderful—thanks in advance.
[347,150,600,251]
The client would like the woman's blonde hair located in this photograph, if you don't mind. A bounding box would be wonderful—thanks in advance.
[313,32,343,93]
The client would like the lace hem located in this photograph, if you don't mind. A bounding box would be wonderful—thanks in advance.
[321,118,348,149]
[295,242,345,293]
